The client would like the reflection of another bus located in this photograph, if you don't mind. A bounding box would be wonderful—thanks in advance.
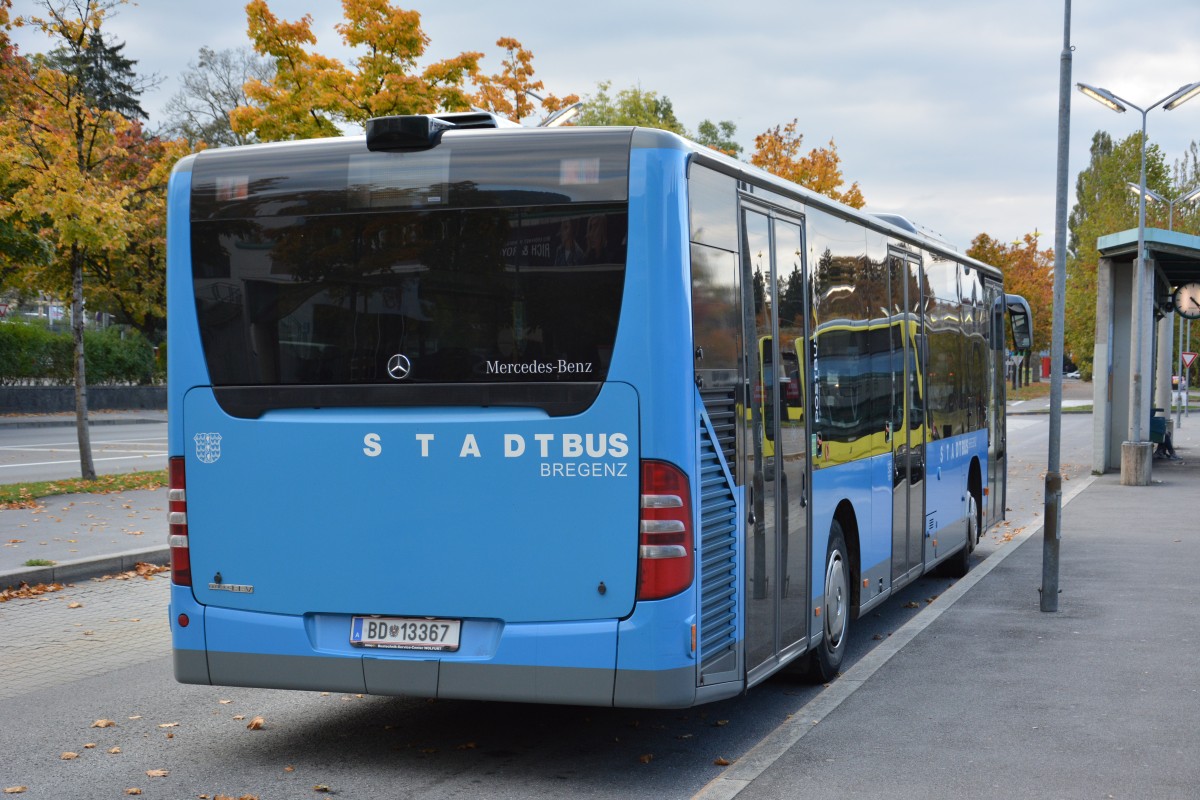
[752,336,805,463]
[811,316,926,471]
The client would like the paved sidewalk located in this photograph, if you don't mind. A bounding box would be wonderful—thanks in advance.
[0,489,168,589]
[701,418,1200,799]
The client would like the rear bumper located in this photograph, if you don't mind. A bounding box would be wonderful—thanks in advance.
[170,585,704,707]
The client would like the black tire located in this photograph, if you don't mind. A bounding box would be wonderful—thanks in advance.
[942,490,979,579]
[806,521,849,682]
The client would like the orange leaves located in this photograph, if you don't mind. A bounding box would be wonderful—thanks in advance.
[91,719,117,728]
[144,769,168,778]
[235,0,486,141]
[0,581,66,603]
[713,757,731,766]
[246,716,266,730]
[751,119,866,209]
[470,38,577,124]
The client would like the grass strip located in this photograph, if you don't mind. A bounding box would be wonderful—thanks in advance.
[0,469,168,509]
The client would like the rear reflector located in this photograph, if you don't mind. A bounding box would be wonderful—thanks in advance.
[637,460,693,600]
[168,457,191,586]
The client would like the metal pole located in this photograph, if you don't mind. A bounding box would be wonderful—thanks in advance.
[1129,105,1149,446]
[1179,311,1185,429]
[1042,0,1071,612]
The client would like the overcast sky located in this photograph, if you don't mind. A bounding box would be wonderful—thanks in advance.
[11,0,1200,248]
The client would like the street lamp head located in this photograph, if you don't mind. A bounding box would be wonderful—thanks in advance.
[1077,82,1127,113]
[1180,185,1200,205]
[1163,81,1200,111]
[540,102,582,128]
[1127,182,1166,203]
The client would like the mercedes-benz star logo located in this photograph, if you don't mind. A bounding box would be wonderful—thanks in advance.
[387,353,412,381]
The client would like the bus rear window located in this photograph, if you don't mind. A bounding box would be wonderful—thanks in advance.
[192,206,627,400]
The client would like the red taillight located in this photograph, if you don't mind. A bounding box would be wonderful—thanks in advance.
[168,456,191,586]
[637,460,693,600]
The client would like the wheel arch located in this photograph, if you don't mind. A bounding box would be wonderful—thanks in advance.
[832,498,862,616]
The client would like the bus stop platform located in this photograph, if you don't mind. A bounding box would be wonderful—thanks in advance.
[702,420,1200,800]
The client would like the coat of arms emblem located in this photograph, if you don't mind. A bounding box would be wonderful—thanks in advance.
[194,432,223,464]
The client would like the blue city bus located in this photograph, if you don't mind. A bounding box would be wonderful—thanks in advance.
[166,113,1032,707]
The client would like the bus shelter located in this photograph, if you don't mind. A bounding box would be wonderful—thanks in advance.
[1091,227,1200,483]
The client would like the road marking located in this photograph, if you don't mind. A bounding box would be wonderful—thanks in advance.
[0,454,165,470]
[693,472,1099,800]
[0,435,166,450]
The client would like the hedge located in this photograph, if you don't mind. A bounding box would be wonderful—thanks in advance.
[0,322,160,386]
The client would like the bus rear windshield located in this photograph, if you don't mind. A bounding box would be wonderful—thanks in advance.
[191,205,627,415]
[187,130,631,417]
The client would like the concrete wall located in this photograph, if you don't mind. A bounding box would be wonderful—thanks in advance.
[0,386,165,413]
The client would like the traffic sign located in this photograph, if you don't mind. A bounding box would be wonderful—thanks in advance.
[1183,351,1198,370]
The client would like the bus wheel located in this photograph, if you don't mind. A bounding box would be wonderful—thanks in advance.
[806,521,849,682]
[943,492,978,579]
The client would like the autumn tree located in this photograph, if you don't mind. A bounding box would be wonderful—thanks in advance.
[469,37,577,125]
[968,232,1054,355]
[0,0,52,293]
[231,0,483,140]
[162,46,274,147]
[0,0,185,478]
[1065,130,1170,376]
[751,119,865,209]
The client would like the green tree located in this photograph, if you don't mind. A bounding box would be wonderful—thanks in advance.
[1169,140,1200,235]
[43,27,150,119]
[575,80,687,134]
[694,119,742,157]
[1065,130,1169,374]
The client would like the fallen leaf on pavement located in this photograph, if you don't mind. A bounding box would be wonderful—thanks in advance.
[246,716,265,730]
[61,752,79,760]
[108,747,121,754]
[67,602,83,609]
[92,719,116,728]
[714,757,731,766]
[125,790,142,796]
[638,753,653,764]
[158,723,179,728]
[145,769,168,778]
[4,788,28,794]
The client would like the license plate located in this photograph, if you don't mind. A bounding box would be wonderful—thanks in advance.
[350,616,461,651]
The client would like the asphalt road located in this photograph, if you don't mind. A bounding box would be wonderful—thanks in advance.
[0,412,1089,798]
[0,422,167,483]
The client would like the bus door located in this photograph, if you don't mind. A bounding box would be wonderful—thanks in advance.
[983,279,1007,528]
[742,206,811,681]
[889,250,926,586]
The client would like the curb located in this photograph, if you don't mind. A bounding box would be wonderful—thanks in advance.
[0,546,170,590]
[0,416,167,430]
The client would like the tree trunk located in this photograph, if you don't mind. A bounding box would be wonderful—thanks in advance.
[71,245,97,480]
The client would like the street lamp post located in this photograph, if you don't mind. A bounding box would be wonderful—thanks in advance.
[1077,79,1200,483]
